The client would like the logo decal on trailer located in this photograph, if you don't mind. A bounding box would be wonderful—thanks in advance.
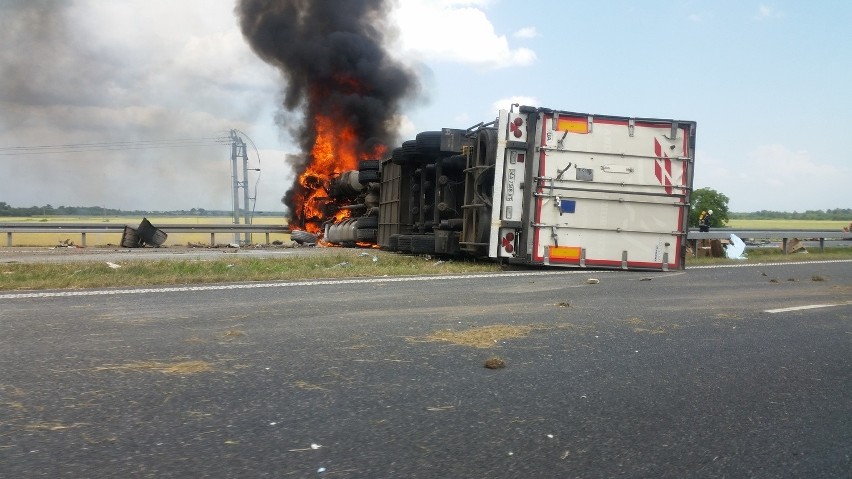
[653,138,673,195]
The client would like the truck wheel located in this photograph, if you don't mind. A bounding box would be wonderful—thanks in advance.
[410,234,436,254]
[400,140,421,164]
[358,159,380,172]
[356,228,377,242]
[416,131,442,154]
[396,234,412,253]
[391,147,405,165]
[290,230,318,245]
[356,216,378,229]
[358,169,380,184]
[386,234,400,251]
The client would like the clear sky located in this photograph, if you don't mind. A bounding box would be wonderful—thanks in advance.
[1,0,850,213]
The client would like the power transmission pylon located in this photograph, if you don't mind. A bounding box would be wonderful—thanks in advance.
[230,130,251,244]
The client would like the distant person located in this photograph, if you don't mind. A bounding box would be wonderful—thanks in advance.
[699,209,713,232]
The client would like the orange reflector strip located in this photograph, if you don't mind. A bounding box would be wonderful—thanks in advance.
[549,246,582,260]
[556,118,589,134]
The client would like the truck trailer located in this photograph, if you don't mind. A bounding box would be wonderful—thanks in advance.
[321,105,696,271]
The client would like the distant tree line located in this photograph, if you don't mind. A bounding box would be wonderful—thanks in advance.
[729,209,852,221]
[0,202,284,217]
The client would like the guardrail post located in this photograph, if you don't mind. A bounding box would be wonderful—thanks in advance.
[81,233,87,248]
[782,238,788,254]
[6,232,11,247]
[819,237,825,253]
[210,233,215,246]
[265,232,270,245]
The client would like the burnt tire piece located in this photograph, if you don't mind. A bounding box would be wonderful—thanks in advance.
[290,230,318,245]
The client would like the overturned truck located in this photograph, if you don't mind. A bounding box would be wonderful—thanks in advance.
[323,105,696,271]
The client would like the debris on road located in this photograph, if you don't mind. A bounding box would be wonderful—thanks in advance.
[725,234,747,260]
[484,357,506,369]
[421,324,534,348]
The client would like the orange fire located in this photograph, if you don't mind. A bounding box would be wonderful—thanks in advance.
[291,112,387,234]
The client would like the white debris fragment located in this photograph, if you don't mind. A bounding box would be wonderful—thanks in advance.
[318,467,326,473]
[358,252,378,262]
[547,434,554,439]
[725,234,747,260]
[269,422,277,426]
[106,262,121,269]
[311,443,322,450]
[586,278,600,284]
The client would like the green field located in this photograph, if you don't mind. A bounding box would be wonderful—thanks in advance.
[726,219,850,230]
[0,215,291,247]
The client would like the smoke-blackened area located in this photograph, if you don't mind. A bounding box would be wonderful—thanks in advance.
[0,1,276,211]
[237,0,419,231]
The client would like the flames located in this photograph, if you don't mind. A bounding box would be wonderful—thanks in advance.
[291,110,386,234]
[292,114,358,233]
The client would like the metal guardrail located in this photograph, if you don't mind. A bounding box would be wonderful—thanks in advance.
[2,223,849,250]
[0,223,292,247]
[687,228,852,254]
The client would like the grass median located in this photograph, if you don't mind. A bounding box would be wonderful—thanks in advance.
[1,246,850,292]
[0,250,501,291]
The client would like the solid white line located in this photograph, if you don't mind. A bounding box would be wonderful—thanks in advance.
[764,303,845,314]
[0,269,612,300]
[1,258,849,301]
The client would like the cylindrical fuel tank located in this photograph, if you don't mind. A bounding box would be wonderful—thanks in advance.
[324,217,359,244]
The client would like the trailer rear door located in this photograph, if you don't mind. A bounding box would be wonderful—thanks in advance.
[519,111,695,270]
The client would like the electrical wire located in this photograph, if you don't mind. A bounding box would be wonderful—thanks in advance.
[0,137,231,156]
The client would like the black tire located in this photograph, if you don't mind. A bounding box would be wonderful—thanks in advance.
[391,147,405,165]
[356,228,377,242]
[410,234,436,254]
[396,234,412,253]
[290,230,318,245]
[358,169,380,184]
[386,234,399,251]
[356,216,378,229]
[416,131,442,154]
[358,159,380,171]
[400,140,420,164]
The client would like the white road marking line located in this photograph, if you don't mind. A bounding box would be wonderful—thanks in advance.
[0,269,612,300]
[765,303,847,314]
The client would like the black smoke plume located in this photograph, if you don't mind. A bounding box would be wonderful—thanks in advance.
[236,0,419,227]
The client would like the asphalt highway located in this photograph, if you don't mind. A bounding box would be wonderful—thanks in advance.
[1,260,850,478]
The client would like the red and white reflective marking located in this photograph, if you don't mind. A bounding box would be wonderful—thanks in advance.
[501,232,515,254]
[653,138,674,195]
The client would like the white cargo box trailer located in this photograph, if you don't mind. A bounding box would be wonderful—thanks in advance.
[489,106,696,270]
